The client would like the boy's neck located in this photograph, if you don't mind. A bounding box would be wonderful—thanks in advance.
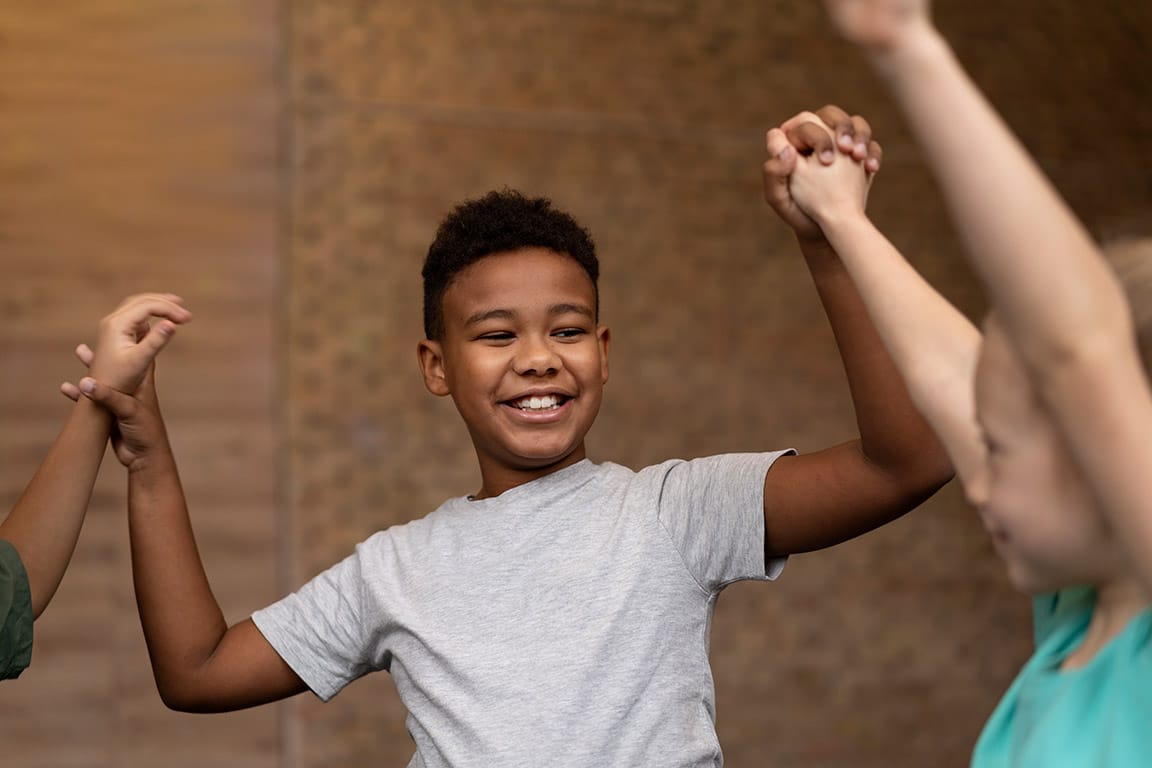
[1061,576,1150,670]
[471,446,589,500]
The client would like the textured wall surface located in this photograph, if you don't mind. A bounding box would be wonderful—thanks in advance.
[281,2,1149,767]
[1,1,1150,766]
[0,2,284,766]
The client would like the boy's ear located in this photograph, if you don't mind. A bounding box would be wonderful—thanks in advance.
[597,325,610,384]
[417,339,451,397]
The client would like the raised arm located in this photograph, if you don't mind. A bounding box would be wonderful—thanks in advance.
[776,119,986,491]
[0,294,190,618]
[822,0,1113,361]
[823,0,1152,589]
[76,370,307,711]
[759,106,953,556]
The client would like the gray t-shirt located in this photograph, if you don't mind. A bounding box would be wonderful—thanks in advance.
[253,452,790,767]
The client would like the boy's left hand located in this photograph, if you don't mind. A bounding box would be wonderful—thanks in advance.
[762,105,881,241]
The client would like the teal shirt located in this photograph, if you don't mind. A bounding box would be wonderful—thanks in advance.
[972,586,1152,767]
[0,539,34,680]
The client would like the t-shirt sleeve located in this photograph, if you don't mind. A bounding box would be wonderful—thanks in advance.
[0,539,34,681]
[251,532,391,701]
[653,451,793,592]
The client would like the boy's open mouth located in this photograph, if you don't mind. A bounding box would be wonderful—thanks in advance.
[507,394,569,412]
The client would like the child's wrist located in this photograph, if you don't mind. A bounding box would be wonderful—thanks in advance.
[810,205,866,237]
[127,447,175,479]
[867,22,951,79]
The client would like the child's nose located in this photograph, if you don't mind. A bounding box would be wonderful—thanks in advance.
[514,337,560,376]
[963,464,990,511]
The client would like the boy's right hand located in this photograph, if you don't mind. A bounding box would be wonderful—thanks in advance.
[77,368,169,470]
[62,340,171,470]
[59,293,189,468]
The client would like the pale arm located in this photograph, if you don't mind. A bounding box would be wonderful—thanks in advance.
[833,1,1152,589]
[780,136,987,490]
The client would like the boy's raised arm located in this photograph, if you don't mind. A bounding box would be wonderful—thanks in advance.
[775,117,986,492]
[823,0,1152,588]
[0,294,190,619]
[758,107,953,556]
[77,369,308,712]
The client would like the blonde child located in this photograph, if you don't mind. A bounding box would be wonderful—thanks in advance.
[755,1,1152,764]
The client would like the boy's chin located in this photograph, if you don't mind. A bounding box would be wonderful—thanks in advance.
[500,442,587,472]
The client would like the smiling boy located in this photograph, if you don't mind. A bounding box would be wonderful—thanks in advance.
[77,122,950,765]
[417,241,609,498]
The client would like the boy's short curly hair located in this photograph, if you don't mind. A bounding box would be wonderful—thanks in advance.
[422,189,600,340]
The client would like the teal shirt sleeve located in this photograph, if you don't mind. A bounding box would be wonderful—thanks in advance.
[0,539,34,680]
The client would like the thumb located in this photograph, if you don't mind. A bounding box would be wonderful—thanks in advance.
[79,377,138,420]
[762,128,797,209]
[133,321,177,362]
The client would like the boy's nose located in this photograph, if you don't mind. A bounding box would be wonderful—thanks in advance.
[514,338,561,376]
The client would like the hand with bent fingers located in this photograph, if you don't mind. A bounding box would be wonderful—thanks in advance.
[786,122,873,227]
[73,293,191,396]
[62,345,170,470]
[762,104,881,242]
[59,293,189,468]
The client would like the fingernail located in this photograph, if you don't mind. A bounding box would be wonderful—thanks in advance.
[855,143,868,156]
[820,149,835,163]
[777,145,794,161]
[838,134,854,149]
[81,379,96,394]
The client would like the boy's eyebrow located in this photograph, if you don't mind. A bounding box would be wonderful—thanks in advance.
[464,308,516,326]
[548,303,595,319]
[464,303,594,326]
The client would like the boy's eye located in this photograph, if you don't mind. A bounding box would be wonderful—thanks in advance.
[553,328,586,340]
[478,331,515,342]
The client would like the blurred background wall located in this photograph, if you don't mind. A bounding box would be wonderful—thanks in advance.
[1,1,1148,766]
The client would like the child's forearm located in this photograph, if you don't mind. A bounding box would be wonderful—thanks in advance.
[815,211,986,486]
[871,29,1126,377]
[127,437,230,704]
[0,399,111,618]
[798,235,951,480]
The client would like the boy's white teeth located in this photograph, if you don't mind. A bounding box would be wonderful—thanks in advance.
[514,394,561,410]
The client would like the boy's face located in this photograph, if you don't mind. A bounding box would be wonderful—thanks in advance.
[417,247,610,498]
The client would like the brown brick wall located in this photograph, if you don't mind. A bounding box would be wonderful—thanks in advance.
[1,1,1149,766]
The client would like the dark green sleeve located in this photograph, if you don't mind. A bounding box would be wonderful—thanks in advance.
[0,539,34,680]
